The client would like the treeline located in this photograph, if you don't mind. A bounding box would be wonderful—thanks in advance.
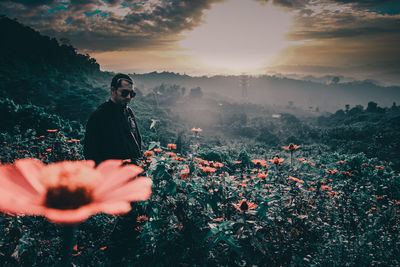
[0,15,110,123]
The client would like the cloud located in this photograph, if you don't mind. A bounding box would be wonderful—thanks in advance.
[0,0,224,51]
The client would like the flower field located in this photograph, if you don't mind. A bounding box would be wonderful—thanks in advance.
[0,132,399,266]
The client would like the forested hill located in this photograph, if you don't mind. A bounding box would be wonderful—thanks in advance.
[0,15,111,123]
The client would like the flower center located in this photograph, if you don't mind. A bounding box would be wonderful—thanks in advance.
[44,186,93,210]
[38,161,100,210]
[240,201,249,211]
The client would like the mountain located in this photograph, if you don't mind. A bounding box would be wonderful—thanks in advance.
[132,72,400,112]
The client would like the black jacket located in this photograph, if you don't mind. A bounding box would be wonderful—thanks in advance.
[83,100,142,165]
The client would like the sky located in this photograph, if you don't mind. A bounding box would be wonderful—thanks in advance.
[1,0,400,85]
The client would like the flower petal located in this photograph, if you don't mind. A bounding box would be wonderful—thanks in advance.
[0,165,42,199]
[94,162,144,196]
[43,201,132,225]
[98,177,152,202]
[14,159,46,194]
[0,186,43,215]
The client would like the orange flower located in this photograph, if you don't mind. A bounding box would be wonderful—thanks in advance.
[180,168,190,179]
[375,166,384,170]
[298,158,306,162]
[167,144,177,150]
[325,169,339,175]
[329,191,337,197]
[144,151,155,157]
[0,159,152,225]
[362,163,370,166]
[269,156,284,165]
[282,143,300,151]
[175,157,187,162]
[309,187,317,191]
[164,152,176,158]
[70,139,80,143]
[99,246,107,251]
[46,129,58,133]
[342,171,352,176]
[233,200,257,212]
[136,215,148,223]
[213,218,224,222]
[288,176,304,183]
[336,160,345,164]
[201,166,216,174]
[46,148,52,152]
[321,185,332,191]
[191,128,203,132]
[257,171,268,179]
[251,159,266,166]
[153,148,162,153]
[234,161,242,164]
[212,162,224,168]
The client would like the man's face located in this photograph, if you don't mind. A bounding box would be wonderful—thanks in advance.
[111,80,134,106]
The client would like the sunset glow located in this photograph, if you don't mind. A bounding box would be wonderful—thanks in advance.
[179,0,295,74]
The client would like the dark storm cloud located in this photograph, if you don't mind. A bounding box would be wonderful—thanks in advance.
[0,0,224,51]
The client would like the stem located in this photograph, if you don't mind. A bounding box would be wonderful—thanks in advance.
[290,151,293,169]
[60,225,77,267]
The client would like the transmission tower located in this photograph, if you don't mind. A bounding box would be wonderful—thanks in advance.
[239,74,249,102]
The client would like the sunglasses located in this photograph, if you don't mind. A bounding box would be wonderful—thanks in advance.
[120,89,136,98]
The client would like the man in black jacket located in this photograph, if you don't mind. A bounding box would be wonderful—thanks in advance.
[84,73,142,165]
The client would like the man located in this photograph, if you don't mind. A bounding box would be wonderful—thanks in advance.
[84,73,142,165]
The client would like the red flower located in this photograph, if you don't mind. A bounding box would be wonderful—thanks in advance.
[269,156,284,165]
[233,200,257,212]
[329,191,337,197]
[288,176,304,183]
[201,166,216,174]
[99,246,107,251]
[342,171,352,176]
[336,160,345,164]
[136,215,148,223]
[325,169,339,174]
[282,143,300,151]
[362,163,369,166]
[257,171,268,179]
[251,159,267,166]
[153,148,162,153]
[180,168,190,179]
[0,159,152,225]
[144,151,155,157]
[164,152,176,158]
[321,185,332,191]
[375,166,384,170]
[233,161,242,164]
[298,158,306,162]
[46,129,58,133]
[212,162,224,168]
[167,144,177,150]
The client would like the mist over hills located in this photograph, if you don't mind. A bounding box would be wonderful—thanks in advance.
[132,71,400,113]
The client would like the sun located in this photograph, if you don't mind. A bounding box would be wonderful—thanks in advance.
[179,0,295,75]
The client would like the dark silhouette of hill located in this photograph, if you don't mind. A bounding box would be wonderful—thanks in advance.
[0,15,111,122]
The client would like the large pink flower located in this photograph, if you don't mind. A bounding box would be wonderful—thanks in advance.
[0,159,152,225]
